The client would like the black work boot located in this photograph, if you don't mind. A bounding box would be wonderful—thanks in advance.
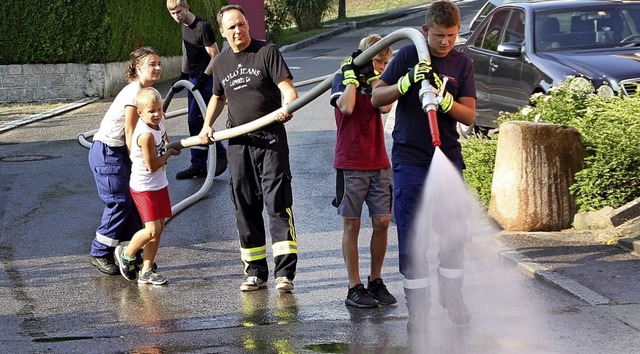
[438,272,471,325]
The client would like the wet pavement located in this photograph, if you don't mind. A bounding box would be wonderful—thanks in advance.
[2,1,640,353]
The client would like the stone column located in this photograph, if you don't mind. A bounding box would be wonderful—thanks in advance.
[488,121,585,231]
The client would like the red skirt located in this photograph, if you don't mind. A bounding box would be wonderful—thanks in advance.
[130,186,172,222]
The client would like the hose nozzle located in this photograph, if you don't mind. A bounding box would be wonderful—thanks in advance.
[419,80,441,147]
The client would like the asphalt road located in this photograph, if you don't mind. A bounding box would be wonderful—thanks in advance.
[3,1,640,353]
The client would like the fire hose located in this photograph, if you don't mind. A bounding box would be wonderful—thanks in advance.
[166,27,442,150]
[77,27,442,220]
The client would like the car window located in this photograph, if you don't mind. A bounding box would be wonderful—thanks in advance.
[470,0,526,32]
[474,9,511,51]
[504,10,525,44]
[536,4,640,51]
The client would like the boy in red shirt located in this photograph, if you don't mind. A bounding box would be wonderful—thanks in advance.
[330,34,395,308]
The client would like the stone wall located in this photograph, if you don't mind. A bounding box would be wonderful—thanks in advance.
[0,56,181,104]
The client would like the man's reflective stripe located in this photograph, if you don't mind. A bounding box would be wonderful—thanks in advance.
[403,277,429,289]
[439,267,464,279]
[286,207,297,242]
[95,233,119,247]
[273,240,298,257]
[240,245,267,262]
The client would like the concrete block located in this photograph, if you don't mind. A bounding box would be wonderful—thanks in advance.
[611,198,640,227]
[489,121,585,231]
[573,207,615,230]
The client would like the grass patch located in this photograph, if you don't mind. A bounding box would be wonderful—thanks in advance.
[275,0,427,46]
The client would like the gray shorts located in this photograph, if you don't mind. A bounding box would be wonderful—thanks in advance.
[332,168,392,218]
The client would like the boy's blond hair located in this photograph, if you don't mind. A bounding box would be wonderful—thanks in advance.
[136,87,162,109]
[358,34,392,62]
[166,0,188,11]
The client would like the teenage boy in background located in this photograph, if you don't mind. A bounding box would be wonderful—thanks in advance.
[167,0,228,179]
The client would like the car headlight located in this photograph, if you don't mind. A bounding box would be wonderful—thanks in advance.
[569,77,593,94]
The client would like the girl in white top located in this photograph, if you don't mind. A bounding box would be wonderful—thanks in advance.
[88,47,162,275]
[115,87,180,285]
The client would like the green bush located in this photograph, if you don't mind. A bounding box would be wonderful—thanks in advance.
[462,136,497,208]
[465,77,640,212]
[285,0,336,32]
[265,0,293,43]
[0,0,224,65]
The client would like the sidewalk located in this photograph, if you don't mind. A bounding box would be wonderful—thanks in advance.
[3,0,640,315]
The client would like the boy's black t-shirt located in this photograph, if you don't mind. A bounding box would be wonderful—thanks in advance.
[182,16,216,77]
[380,44,476,165]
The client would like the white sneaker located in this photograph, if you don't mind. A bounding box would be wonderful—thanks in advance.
[275,277,294,292]
[240,276,267,291]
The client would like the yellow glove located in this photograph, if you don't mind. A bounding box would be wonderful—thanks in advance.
[397,60,433,95]
[341,51,361,87]
[432,74,453,113]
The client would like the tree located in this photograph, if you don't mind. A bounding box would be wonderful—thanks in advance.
[338,0,346,19]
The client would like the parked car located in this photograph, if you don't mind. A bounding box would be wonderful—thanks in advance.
[456,0,640,137]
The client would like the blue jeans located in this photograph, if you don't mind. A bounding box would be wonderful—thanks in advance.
[88,141,141,256]
[393,159,465,279]
[188,76,226,169]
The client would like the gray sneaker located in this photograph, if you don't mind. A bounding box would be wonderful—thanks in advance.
[240,276,267,291]
[275,277,294,292]
[137,269,168,285]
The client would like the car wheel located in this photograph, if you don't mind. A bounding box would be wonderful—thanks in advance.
[457,121,476,138]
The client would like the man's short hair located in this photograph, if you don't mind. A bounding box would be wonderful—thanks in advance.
[217,5,245,27]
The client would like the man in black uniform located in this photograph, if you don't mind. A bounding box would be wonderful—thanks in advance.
[199,5,299,292]
[167,0,228,179]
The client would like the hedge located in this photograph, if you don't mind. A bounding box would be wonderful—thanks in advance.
[0,0,225,65]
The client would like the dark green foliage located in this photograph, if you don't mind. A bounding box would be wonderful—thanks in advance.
[265,0,293,43]
[0,0,225,64]
[467,77,640,212]
[285,0,335,32]
[462,136,497,209]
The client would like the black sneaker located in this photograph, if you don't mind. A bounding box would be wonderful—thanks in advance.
[114,245,137,280]
[214,154,228,177]
[176,166,207,179]
[367,277,397,306]
[345,284,378,308]
[89,255,119,275]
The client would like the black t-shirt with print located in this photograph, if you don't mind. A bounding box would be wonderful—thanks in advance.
[213,39,293,127]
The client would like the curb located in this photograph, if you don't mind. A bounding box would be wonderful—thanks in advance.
[472,235,612,306]
[0,97,98,134]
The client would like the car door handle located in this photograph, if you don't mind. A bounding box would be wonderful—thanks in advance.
[490,62,498,72]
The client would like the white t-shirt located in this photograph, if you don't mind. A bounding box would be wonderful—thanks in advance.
[93,81,141,147]
[129,118,169,192]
